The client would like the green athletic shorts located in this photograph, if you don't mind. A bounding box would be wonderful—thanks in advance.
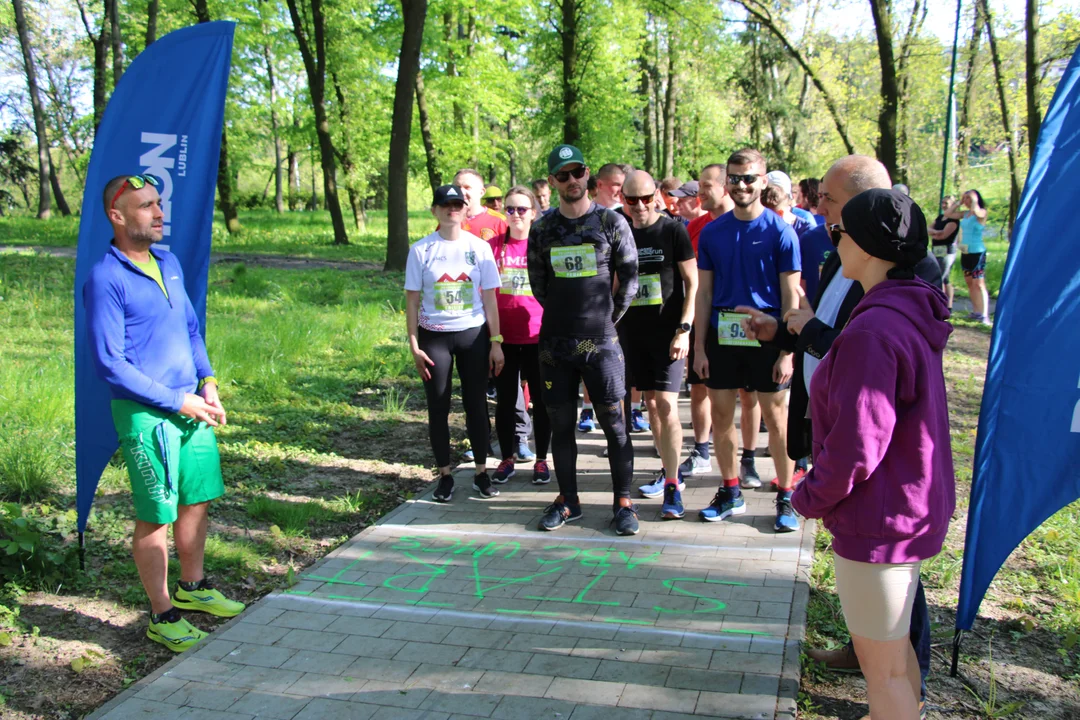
[111,399,225,524]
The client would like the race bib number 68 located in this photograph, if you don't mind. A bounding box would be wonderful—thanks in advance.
[551,245,598,278]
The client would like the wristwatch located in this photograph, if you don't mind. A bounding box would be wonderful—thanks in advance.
[490,334,504,344]
[675,323,692,334]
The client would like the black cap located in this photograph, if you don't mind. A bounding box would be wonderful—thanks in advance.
[841,189,928,270]
[668,180,699,198]
[432,184,466,206]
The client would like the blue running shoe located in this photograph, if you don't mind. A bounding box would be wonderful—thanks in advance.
[516,443,536,461]
[532,460,551,485]
[639,469,685,498]
[661,484,684,520]
[463,448,474,462]
[539,499,582,531]
[698,488,746,522]
[578,408,596,433]
[678,448,711,476]
[774,491,800,533]
[492,458,516,484]
[631,408,650,433]
[612,504,640,535]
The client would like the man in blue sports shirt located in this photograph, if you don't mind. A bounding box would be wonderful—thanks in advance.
[692,148,803,533]
[84,174,245,653]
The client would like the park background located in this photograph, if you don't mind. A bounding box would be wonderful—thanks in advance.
[2,0,1080,718]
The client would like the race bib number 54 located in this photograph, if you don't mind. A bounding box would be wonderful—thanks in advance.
[551,245,598,278]
[717,311,760,347]
[434,280,474,313]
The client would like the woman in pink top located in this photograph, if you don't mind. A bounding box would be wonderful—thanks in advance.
[490,186,550,485]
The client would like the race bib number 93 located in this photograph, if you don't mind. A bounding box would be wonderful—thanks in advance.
[716,311,760,347]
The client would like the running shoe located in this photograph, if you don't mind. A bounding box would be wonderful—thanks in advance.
[473,472,499,498]
[774,491,800,533]
[539,499,582,531]
[791,465,809,485]
[602,446,609,458]
[171,579,245,618]
[532,460,551,485]
[661,484,685,520]
[698,488,746,522]
[147,613,207,653]
[492,458,516,484]
[612,504,640,535]
[463,449,474,462]
[487,384,498,399]
[739,459,762,489]
[516,443,536,461]
[639,469,685,498]
[631,408,650,433]
[578,408,596,432]
[678,448,711,476]
[432,474,454,502]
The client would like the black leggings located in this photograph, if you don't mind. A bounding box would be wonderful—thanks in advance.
[494,344,550,461]
[418,325,490,468]
[539,336,633,505]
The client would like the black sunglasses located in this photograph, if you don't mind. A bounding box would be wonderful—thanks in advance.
[505,206,531,216]
[623,195,655,206]
[828,224,847,247]
[726,174,761,186]
[553,166,587,183]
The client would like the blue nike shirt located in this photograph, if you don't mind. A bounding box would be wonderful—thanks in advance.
[84,245,214,413]
[697,209,801,324]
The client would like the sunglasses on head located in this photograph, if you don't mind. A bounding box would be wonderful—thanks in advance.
[553,166,587,183]
[505,206,531,216]
[726,174,761,186]
[110,174,160,210]
[623,195,655,207]
[828,224,847,247]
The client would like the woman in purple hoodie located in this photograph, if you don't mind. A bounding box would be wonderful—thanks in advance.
[792,189,955,720]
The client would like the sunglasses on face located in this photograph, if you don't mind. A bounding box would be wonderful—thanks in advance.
[505,206,531,216]
[110,174,160,210]
[828,224,848,247]
[441,201,465,211]
[553,166,587,183]
[726,174,761,186]
[623,195,655,207]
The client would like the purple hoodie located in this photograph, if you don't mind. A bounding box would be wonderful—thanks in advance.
[791,278,956,564]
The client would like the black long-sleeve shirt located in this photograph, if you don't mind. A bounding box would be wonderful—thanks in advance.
[527,203,638,339]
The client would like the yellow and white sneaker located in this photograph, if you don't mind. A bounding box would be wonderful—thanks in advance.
[172,579,245,618]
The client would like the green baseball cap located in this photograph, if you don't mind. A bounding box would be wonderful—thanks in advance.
[548,144,586,174]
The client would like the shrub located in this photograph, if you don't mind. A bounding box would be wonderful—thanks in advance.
[0,433,56,502]
[0,503,77,589]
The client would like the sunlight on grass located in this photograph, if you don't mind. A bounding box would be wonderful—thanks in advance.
[245,496,337,536]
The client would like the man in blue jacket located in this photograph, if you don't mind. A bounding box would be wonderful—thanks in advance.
[84,174,244,653]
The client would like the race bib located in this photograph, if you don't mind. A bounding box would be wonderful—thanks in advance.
[631,274,663,306]
[434,280,474,313]
[716,311,760,347]
[500,268,533,296]
[551,245,598,278]
[932,245,948,258]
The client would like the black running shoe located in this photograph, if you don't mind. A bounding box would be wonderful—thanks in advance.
[432,474,454,502]
[473,472,499,498]
[539,500,582,531]
[612,504,640,536]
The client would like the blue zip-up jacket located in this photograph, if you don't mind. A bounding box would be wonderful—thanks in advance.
[84,245,214,413]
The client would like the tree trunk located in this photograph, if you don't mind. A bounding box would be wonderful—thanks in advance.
[980,0,1020,231]
[146,0,158,47]
[1025,0,1041,148]
[285,0,349,244]
[108,0,124,85]
[415,70,442,194]
[868,0,899,179]
[288,145,299,210]
[48,153,71,216]
[507,118,517,186]
[74,0,108,135]
[386,0,427,271]
[12,0,52,219]
[331,72,365,232]
[955,3,982,189]
[661,42,677,179]
[560,0,581,145]
[263,44,284,213]
[895,0,927,185]
[639,47,654,174]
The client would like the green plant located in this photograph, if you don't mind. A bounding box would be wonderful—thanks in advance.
[0,503,77,589]
[381,386,412,419]
[331,489,372,514]
[245,496,336,535]
[0,433,56,502]
[964,634,1025,718]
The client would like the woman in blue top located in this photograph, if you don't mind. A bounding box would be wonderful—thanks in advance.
[949,190,990,323]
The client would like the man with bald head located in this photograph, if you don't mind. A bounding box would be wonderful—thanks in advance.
[618,172,698,519]
[738,155,940,703]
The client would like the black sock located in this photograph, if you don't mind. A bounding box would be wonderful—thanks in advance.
[178,579,204,592]
[694,441,710,460]
[152,607,181,624]
[741,448,756,464]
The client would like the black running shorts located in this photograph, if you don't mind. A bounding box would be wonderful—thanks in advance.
[703,325,790,393]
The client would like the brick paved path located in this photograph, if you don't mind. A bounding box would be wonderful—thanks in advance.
[90,399,813,720]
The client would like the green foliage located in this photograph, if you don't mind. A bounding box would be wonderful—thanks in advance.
[964,634,1026,718]
[245,496,338,536]
[0,431,56,502]
[0,503,78,590]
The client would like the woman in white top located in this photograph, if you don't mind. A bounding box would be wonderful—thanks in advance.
[405,184,505,502]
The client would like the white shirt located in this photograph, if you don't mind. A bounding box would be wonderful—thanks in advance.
[405,231,500,332]
[802,270,856,414]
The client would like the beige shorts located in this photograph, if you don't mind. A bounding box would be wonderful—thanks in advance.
[834,553,921,641]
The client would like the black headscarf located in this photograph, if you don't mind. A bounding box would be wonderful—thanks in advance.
[841,188,928,280]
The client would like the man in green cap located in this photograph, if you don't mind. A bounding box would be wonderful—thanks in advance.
[527,144,641,535]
